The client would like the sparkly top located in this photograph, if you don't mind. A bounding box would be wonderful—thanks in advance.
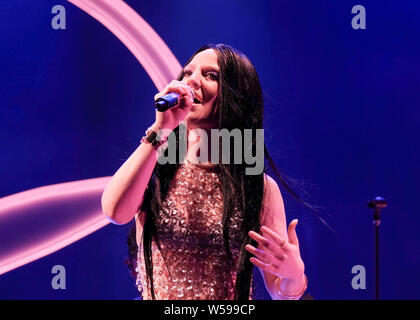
[135,160,253,300]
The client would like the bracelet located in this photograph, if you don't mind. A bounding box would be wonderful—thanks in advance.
[276,274,308,300]
[140,126,167,150]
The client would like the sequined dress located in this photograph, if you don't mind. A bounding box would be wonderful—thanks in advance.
[135,160,253,300]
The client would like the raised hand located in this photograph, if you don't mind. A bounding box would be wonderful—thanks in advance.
[245,219,305,282]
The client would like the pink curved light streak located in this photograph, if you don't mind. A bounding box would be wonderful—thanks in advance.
[0,178,111,275]
[68,0,182,90]
[0,0,182,275]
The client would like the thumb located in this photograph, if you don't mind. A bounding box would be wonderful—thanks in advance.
[287,219,300,246]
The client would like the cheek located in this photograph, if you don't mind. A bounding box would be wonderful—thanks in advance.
[208,86,219,102]
[204,81,218,96]
[213,84,219,98]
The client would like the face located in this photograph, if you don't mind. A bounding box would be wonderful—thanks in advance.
[181,49,220,129]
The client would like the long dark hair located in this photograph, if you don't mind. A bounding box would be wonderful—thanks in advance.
[126,44,321,300]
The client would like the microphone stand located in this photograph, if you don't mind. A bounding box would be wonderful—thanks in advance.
[367,196,388,300]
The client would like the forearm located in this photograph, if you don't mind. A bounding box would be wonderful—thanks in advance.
[101,122,168,224]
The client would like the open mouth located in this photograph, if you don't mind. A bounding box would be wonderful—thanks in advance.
[193,98,202,104]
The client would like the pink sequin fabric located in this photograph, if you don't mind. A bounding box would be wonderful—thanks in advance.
[135,160,253,300]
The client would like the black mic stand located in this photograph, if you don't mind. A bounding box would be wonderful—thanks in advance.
[367,196,388,300]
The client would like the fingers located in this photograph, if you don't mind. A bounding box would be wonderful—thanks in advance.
[256,227,290,251]
[249,257,277,274]
[154,80,193,101]
[154,80,194,111]
[287,219,300,246]
[248,230,288,262]
[179,95,194,108]
[245,244,280,266]
[248,230,276,251]
[261,226,288,249]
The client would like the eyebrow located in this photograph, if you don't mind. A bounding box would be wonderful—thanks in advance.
[184,64,219,72]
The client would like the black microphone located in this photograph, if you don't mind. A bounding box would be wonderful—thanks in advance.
[367,196,388,210]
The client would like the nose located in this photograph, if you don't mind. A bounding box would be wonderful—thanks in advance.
[186,72,200,90]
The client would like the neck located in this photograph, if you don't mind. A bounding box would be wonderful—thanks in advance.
[185,126,216,164]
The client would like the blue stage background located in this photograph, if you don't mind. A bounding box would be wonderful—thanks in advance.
[0,0,419,299]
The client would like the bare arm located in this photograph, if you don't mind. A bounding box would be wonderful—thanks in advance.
[246,174,307,300]
[101,81,195,225]
[101,122,166,225]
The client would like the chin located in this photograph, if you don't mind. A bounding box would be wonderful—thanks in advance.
[184,104,217,128]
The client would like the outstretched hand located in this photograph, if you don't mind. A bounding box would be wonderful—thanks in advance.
[245,219,305,282]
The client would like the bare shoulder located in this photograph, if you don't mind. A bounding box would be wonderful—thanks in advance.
[261,173,288,238]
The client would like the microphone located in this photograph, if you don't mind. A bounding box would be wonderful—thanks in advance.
[154,92,180,112]
[154,87,197,112]
[367,196,388,210]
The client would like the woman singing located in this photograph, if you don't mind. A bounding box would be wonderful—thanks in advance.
[102,44,308,300]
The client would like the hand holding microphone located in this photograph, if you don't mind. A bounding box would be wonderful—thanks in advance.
[155,81,195,112]
[152,80,195,131]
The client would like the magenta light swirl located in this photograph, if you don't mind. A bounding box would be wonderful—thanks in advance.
[67,0,182,90]
[0,0,182,275]
[0,178,111,275]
